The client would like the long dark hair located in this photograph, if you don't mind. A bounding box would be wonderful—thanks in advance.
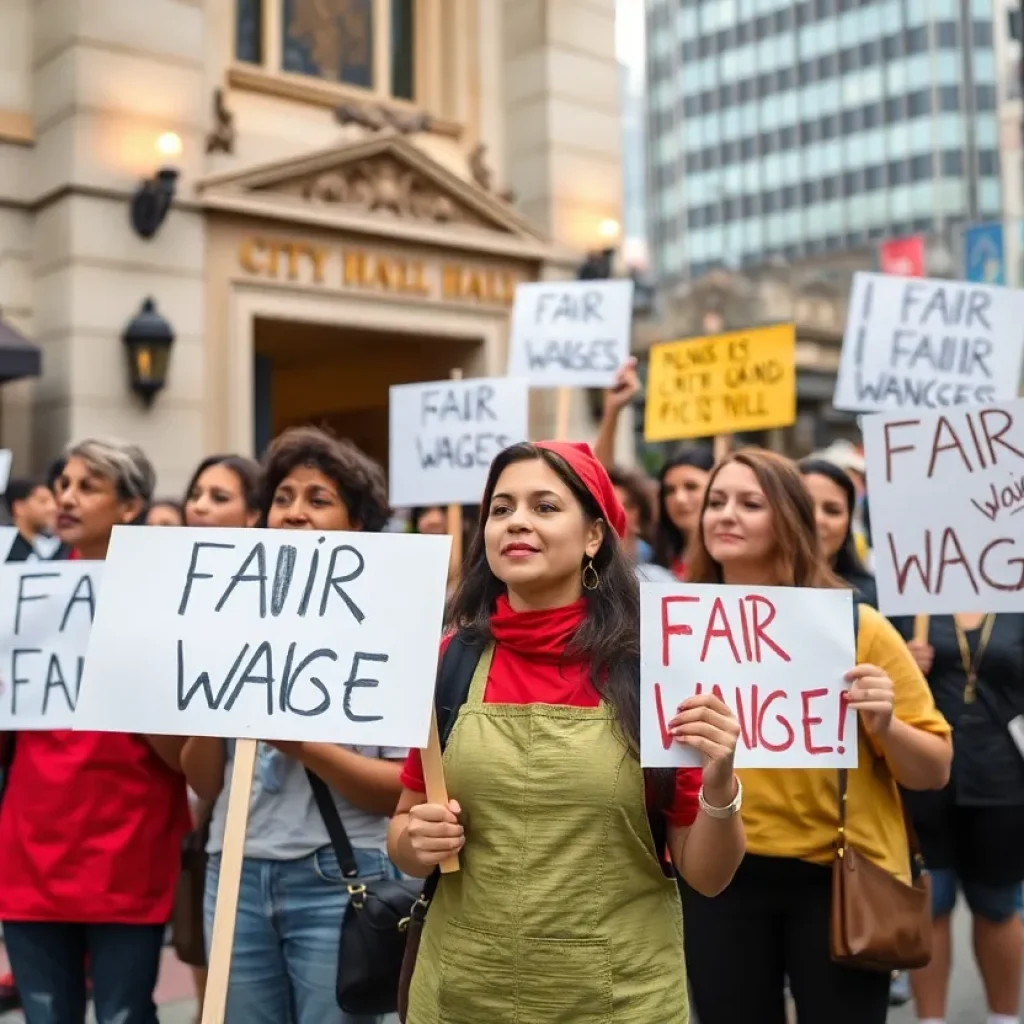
[653,446,715,568]
[448,443,670,793]
[687,448,844,589]
[798,458,871,581]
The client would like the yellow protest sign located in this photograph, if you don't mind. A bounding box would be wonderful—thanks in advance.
[644,324,797,442]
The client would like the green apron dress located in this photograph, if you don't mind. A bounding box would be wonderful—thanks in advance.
[408,645,690,1023]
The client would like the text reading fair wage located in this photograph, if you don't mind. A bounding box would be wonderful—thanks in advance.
[862,398,1024,615]
[0,562,102,730]
[644,325,796,442]
[74,526,451,748]
[640,583,857,769]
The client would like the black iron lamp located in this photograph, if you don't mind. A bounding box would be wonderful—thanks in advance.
[122,298,175,405]
[129,132,181,239]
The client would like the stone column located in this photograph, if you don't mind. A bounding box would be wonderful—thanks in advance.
[28,0,208,493]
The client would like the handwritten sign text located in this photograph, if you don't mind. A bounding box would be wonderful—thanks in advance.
[863,399,1024,614]
[640,583,857,769]
[74,527,451,746]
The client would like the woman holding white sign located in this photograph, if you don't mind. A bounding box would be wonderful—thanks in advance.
[677,449,952,1024]
[174,453,263,1021]
[182,427,405,1024]
[389,440,745,1023]
[0,438,192,1024]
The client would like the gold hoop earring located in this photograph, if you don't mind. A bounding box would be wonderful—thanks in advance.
[582,558,600,591]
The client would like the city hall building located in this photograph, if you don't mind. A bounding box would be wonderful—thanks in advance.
[0,0,627,491]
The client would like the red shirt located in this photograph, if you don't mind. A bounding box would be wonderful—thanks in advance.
[401,635,701,828]
[0,549,190,923]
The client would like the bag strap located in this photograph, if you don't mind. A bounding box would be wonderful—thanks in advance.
[306,768,360,879]
[837,601,926,878]
[306,635,486,887]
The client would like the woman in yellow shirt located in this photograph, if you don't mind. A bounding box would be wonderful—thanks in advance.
[679,449,952,1024]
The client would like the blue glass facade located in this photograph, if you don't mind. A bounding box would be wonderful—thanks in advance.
[646,0,1001,281]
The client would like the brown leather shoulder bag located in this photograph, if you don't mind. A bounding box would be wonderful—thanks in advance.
[829,766,932,972]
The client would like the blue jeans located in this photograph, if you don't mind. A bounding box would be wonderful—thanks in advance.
[930,867,1024,923]
[205,846,400,1024]
[2,920,164,1024]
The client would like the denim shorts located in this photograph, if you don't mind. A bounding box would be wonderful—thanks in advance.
[929,867,1024,923]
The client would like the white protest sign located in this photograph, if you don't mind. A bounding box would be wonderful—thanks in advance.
[507,279,634,389]
[389,376,529,507]
[862,399,1024,614]
[0,450,12,495]
[75,526,451,746]
[641,583,857,769]
[0,561,102,729]
[834,272,1024,414]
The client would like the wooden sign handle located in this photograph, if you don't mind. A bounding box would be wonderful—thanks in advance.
[416,367,464,876]
[913,614,930,645]
[555,387,571,441]
[422,708,459,874]
[713,434,731,462]
[202,738,257,1024]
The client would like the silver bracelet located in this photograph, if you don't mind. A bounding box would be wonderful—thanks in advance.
[698,778,743,819]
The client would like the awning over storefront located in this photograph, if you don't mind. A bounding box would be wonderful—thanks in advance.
[0,320,41,382]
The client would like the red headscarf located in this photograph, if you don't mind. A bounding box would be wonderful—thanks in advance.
[533,441,627,539]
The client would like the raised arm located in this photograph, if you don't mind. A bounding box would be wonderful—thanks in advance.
[594,359,641,469]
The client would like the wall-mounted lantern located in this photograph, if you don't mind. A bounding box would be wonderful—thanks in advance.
[129,132,182,240]
[122,298,175,406]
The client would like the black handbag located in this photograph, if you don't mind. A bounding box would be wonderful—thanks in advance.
[306,768,423,1016]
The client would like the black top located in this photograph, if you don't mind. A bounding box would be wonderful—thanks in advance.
[892,613,1024,807]
[841,569,877,609]
[4,533,70,563]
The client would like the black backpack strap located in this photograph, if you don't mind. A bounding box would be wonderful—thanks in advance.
[435,634,484,748]
[418,635,484,902]
[308,637,485,888]
[0,734,15,805]
[306,767,359,879]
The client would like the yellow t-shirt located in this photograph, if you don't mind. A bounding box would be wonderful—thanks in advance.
[739,604,951,883]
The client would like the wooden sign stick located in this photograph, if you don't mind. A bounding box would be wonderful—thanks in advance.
[713,434,731,463]
[554,387,571,441]
[418,367,464,876]
[201,737,257,1024]
[913,614,930,645]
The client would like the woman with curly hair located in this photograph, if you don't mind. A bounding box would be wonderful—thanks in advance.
[181,427,405,1024]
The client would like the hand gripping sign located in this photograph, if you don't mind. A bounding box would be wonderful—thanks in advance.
[640,583,858,770]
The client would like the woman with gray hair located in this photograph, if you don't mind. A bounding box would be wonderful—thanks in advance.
[0,437,192,1024]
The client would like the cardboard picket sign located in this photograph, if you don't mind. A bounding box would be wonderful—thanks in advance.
[0,561,102,729]
[644,324,796,443]
[861,397,1024,614]
[75,527,451,745]
[388,376,529,508]
[640,583,858,769]
[507,279,635,390]
[74,525,453,1024]
[834,272,1024,414]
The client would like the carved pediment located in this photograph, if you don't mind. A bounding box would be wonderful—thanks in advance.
[198,132,547,242]
[275,153,494,228]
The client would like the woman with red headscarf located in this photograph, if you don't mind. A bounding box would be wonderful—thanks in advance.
[388,441,745,1023]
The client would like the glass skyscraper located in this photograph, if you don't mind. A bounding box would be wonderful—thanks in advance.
[646,0,1001,282]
